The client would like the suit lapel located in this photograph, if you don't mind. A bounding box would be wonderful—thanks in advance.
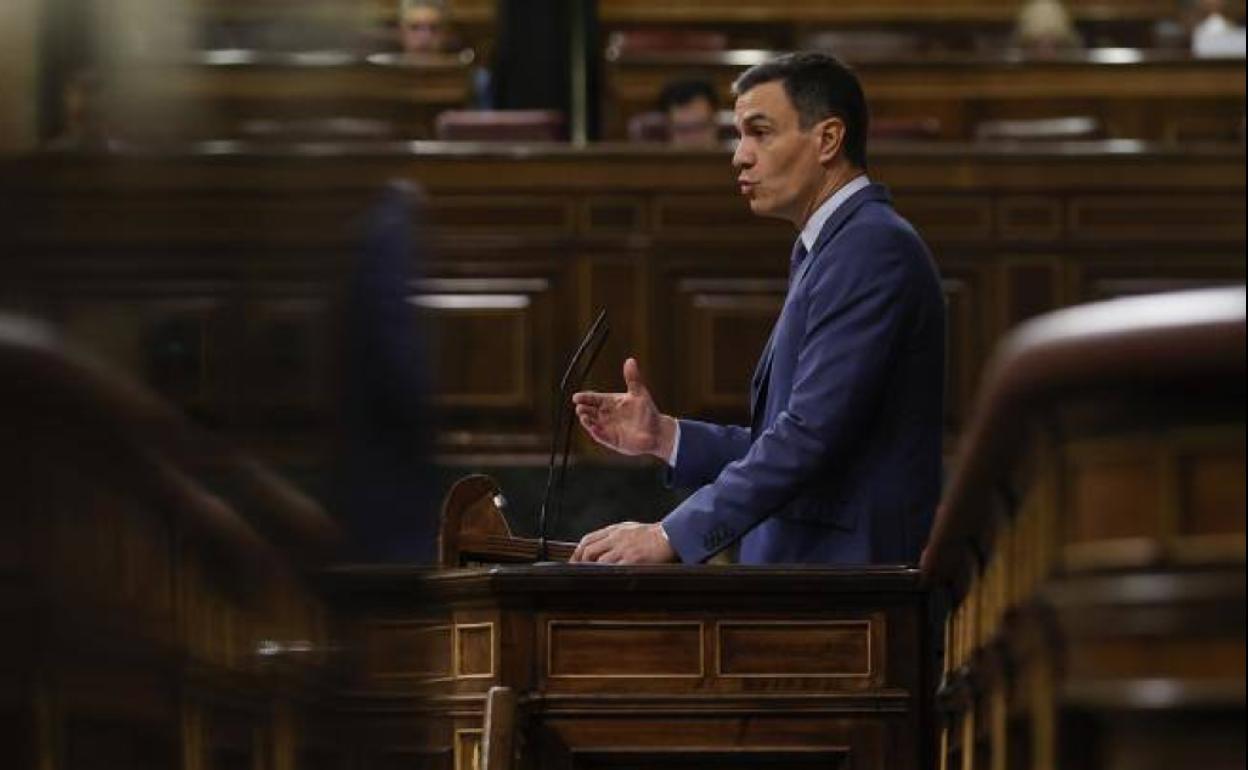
[792,184,891,294]
[747,184,892,428]
[749,325,778,426]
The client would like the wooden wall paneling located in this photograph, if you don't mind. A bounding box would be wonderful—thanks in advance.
[669,275,785,421]
[579,195,648,236]
[430,195,577,238]
[1069,193,1247,244]
[577,250,646,392]
[996,196,1063,244]
[995,256,1065,335]
[939,271,981,433]
[575,247,649,454]
[411,275,554,453]
[653,193,791,242]
[1067,251,1248,305]
[54,295,232,420]
[3,146,1243,458]
[237,292,331,424]
[892,194,994,244]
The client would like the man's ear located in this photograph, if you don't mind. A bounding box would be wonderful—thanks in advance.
[817,117,846,165]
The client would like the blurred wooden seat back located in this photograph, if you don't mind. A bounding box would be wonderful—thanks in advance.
[975,115,1103,142]
[435,109,566,141]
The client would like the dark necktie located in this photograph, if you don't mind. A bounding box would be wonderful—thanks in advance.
[789,237,809,287]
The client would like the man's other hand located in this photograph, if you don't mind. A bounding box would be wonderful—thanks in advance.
[572,358,676,461]
[570,522,677,564]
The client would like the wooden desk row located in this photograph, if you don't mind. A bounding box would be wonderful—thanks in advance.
[354,0,1246,26]
[106,51,476,143]
[90,48,1247,145]
[604,49,1247,142]
[1,142,1243,462]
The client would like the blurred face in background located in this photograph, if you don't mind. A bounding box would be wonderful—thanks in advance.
[667,95,719,148]
[401,6,446,53]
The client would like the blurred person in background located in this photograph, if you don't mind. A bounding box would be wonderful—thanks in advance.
[1013,0,1084,55]
[400,0,451,54]
[1187,0,1247,57]
[332,182,439,563]
[659,79,721,148]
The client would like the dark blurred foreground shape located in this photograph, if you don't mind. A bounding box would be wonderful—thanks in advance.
[331,181,439,563]
[923,286,1246,770]
[0,315,342,769]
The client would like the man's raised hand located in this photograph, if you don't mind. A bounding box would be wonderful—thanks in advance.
[572,357,676,461]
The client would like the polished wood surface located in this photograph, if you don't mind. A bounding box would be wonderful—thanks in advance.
[324,555,934,769]
[605,49,1247,141]
[1,143,1242,460]
[922,287,1245,770]
[104,52,475,143]
[439,475,576,565]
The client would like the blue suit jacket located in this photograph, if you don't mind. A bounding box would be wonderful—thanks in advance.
[662,184,945,565]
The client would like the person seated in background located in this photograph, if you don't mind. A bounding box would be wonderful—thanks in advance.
[1188,0,1247,57]
[659,79,721,148]
[1013,0,1084,55]
[399,0,451,54]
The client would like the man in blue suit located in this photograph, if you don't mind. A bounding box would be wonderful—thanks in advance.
[570,52,945,565]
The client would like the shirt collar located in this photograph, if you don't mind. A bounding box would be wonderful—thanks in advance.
[799,173,871,252]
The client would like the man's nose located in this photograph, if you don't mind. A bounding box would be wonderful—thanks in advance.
[731,139,751,169]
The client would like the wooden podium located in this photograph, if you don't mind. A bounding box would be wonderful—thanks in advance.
[324,476,935,770]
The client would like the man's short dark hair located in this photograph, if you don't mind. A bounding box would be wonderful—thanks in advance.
[659,79,719,113]
[732,52,869,169]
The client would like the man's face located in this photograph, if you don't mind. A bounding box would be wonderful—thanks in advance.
[732,81,825,224]
[401,7,446,53]
[667,95,718,148]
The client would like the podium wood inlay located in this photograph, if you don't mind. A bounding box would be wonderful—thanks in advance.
[454,623,495,678]
[547,621,704,678]
[367,622,453,681]
[717,620,873,678]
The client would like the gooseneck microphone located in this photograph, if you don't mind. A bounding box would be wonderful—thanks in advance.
[536,309,609,562]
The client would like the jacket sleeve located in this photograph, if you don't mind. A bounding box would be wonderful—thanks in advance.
[660,225,918,563]
[665,419,752,489]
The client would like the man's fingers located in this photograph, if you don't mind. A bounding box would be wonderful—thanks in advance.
[572,391,606,407]
[572,526,610,562]
[622,357,646,396]
[581,535,617,563]
[576,524,623,563]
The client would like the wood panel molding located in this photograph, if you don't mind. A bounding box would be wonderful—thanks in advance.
[716,620,874,679]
